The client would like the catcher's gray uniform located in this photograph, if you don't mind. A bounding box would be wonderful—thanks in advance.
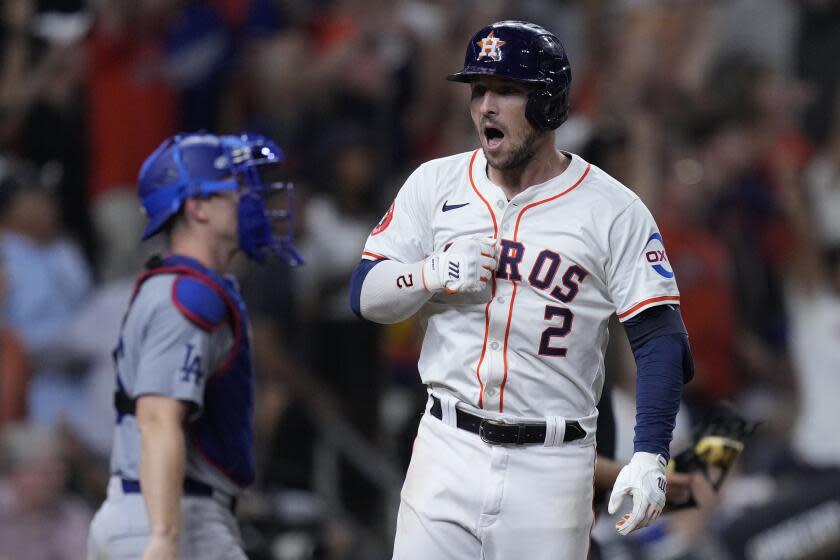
[88,131,302,559]
[87,269,246,560]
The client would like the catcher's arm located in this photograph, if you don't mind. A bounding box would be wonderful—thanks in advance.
[137,395,188,558]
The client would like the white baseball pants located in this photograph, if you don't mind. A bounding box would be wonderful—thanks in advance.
[393,404,596,560]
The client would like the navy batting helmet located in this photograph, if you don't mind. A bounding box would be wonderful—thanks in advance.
[447,20,572,131]
[138,132,303,265]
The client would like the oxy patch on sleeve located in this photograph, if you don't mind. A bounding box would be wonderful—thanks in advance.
[172,276,228,331]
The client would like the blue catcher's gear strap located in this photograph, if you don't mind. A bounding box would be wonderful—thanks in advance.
[140,178,238,222]
[623,305,694,460]
[172,276,228,331]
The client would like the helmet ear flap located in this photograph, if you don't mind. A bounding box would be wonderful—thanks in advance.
[526,88,567,131]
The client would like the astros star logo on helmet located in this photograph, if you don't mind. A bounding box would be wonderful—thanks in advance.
[476,31,505,62]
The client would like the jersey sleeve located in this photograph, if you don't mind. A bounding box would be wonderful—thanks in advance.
[133,283,233,409]
[362,166,433,263]
[607,199,680,321]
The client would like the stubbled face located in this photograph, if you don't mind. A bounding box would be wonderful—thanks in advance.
[470,76,540,171]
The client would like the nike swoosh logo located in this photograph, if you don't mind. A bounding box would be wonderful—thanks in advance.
[442,201,470,212]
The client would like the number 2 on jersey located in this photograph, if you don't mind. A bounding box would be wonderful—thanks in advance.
[538,305,573,356]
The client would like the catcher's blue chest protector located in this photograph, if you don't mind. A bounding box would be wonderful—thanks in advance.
[120,255,256,487]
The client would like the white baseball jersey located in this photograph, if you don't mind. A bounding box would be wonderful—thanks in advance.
[363,149,679,420]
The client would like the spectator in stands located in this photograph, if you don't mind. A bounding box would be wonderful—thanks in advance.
[297,125,384,439]
[0,0,95,261]
[779,103,840,469]
[0,156,92,427]
[657,130,742,412]
[41,190,154,459]
[0,255,28,429]
[295,124,385,526]
[86,0,178,202]
[0,422,91,560]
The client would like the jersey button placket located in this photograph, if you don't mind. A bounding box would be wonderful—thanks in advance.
[485,201,514,411]
[484,280,509,410]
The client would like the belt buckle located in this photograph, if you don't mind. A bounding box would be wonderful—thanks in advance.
[479,419,509,446]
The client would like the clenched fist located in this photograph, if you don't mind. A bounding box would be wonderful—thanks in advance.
[423,237,497,294]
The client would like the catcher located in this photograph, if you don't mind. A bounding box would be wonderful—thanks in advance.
[87,132,302,560]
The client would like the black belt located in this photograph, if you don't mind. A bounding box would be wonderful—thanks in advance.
[120,477,237,512]
[430,395,586,445]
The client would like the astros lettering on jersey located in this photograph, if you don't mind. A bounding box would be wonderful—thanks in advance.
[362,148,679,420]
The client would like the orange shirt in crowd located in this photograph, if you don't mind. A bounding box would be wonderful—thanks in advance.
[0,328,28,429]
[87,28,177,201]
[661,222,740,403]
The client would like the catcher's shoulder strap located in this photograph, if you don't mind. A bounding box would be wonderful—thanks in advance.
[130,255,231,331]
[171,273,229,331]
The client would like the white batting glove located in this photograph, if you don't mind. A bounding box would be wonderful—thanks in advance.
[608,452,668,536]
[422,237,497,294]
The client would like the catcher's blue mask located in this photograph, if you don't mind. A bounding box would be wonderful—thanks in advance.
[222,134,303,265]
[138,132,303,266]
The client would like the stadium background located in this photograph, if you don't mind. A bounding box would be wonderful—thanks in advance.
[0,0,839,558]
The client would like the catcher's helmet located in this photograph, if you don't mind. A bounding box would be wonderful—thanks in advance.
[138,132,303,265]
[447,20,572,131]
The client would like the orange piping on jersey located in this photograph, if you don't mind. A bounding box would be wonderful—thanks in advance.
[499,163,591,412]
[469,149,498,408]
[499,280,517,411]
[468,150,499,235]
[362,251,386,260]
[617,295,681,320]
[511,164,591,239]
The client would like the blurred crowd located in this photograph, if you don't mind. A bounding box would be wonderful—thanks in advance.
[0,0,839,559]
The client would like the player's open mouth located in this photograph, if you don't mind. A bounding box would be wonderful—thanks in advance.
[484,126,504,149]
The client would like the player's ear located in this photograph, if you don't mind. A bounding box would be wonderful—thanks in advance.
[182,197,210,226]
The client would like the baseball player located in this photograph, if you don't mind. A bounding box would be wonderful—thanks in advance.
[87,132,303,560]
[349,21,693,559]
